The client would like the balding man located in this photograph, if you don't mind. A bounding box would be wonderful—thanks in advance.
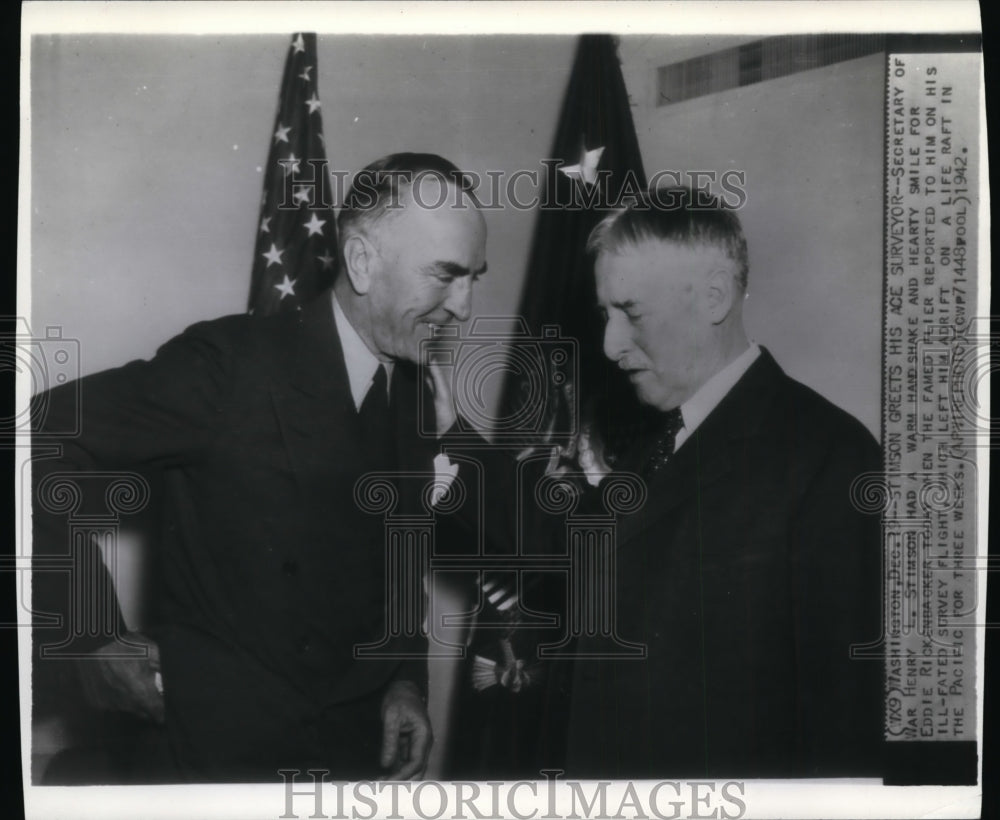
[32,153,487,782]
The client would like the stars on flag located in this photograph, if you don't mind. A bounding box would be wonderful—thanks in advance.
[262,243,284,267]
[560,145,605,186]
[282,153,301,176]
[303,213,326,236]
[274,274,297,300]
[248,33,336,315]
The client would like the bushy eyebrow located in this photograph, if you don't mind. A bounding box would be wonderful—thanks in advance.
[425,260,488,278]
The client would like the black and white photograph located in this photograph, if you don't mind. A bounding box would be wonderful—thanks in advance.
[12,2,989,818]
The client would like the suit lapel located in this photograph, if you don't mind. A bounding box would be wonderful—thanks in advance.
[615,432,729,545]
[615,349,785,546]
[268,293,441,508]
[269,290,360,490]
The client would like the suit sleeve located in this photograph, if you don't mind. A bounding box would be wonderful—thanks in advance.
[31,321,236,661]
[34,320,235,471]
[788,425,884,775]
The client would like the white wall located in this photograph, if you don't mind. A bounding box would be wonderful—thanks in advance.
[29,34,576,378]
[30,34,883,438]
[30,32,581,781]
[29,34,886,777]
[621,41,885,437]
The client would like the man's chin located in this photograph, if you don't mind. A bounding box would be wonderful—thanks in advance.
[409,324,440,365]
[412,321,462,367]
[410,324,432,358]
[633,383,673,413]
[627,370,655,394]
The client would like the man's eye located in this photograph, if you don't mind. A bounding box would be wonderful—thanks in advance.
[626,311,642,323]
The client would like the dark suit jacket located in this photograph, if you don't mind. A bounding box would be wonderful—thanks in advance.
[564,349,884,779]
[32,291,441,780]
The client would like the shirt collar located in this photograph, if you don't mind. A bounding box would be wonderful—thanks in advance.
[675,342,761,451]
[331,292,393,410]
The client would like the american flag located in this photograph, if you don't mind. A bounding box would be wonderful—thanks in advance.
[248,32,337,316]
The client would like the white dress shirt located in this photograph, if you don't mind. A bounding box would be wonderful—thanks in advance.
[332,292,457,502]
[331,292,392,410]
[674,343,761,453]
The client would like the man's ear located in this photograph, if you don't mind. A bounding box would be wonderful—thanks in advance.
[341,233,375,295]
[705,266,739,324]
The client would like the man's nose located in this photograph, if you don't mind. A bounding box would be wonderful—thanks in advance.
[602,314,628,362]
[443,276,472,322]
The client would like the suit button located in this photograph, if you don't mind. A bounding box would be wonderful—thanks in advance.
[282,560,298,576]
[297,635,311,654]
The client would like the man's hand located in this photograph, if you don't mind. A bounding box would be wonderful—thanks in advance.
[77,631,165,723]
[425,356,457,437]
[379,680,432,780]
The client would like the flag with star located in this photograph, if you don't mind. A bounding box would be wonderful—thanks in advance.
[448,35,651,779]
[499,34,651,460]
[248,32,338,315]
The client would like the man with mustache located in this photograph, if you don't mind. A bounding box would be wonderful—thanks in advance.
[561,188,884,778]
[32,153,487,782]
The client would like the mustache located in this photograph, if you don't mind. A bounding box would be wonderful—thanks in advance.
[617,359,646,371]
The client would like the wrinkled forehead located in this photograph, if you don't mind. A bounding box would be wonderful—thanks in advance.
[372,184,487,269]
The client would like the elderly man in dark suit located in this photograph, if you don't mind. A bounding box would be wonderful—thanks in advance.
[31,153,486,782]
[560,191,884,778]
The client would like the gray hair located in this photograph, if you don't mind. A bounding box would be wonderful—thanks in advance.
[337,152,477,252]
[586,187,749,290]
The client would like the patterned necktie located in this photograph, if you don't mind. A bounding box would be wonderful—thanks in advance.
[642,406,684,478]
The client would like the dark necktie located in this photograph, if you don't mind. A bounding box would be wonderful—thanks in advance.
[359,364,391,440]
[642,406,684,478]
